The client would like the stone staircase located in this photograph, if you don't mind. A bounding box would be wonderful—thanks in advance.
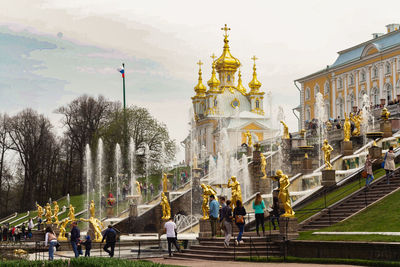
[173,232,283,261]
[300,172,400,231]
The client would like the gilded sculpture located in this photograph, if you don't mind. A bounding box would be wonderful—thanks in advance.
[80,217,104,242]
[244,131,253,147]
[58,218,70,241]
[90,200,95,218]
[160,192,171,220]
[68,204,75,221]
[280,120,290,139]
[343,113,351,142]
[300,129,306,138]
[350,112,362,136]
[381,107,390,121]
[53,201,59,226]
[36,204,43,219]
[200,184,210,220]
[321,139,333,170]
[45,203,52,225]
[260,153,267,179]
[136,181,141,195]
[162,172,168,192]
[227,176,242,208]
[275,169,295,217]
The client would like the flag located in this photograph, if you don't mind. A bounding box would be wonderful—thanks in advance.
[117,66,125,78]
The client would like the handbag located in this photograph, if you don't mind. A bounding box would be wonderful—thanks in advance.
[235,215,244,224]
[381,152,388,168]
[361,170,367,178]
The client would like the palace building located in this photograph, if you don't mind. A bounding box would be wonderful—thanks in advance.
[295,24,400,129]
[184,25,276,163]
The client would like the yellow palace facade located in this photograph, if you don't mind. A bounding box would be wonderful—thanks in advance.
[296,24,400,128]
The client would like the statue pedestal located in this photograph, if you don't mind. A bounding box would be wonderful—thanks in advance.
[129,203,138,217]
[302,158,313,174]
[259,178,271,195]
[282,139,291,150]
[199,218,222,238]
[321,169,336,187]
[341,141,353,156]
[369,146,382,160]
[159,218,169,237]
[106,206,114,218]
[380,121,392,138]
[191,169,202,216]
[279,217,299,240]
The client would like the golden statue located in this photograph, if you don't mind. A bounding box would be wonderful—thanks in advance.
[321,139,333,170]
[136,181,141,195]
[162,172,168,192]
[58,218,70,241]
[68,204,75,221]
[45,203,52,225]
[381,107,390,121]
[160,192,171,220]
[343,113,351,142]
[200,184,210,220]
[227,176,242,208]
[350,112,362,136]
[90,200,95,218]
[53,201,59,226]
[207,185,218,201]
[276,169,295,217]
[36,204,43,219]
[244,131,253,147]
[280,120,290,139]
[304,153,308,159]
[80,217,104,242]
[260,153,267,179]
[300,129,306,138]
[326,120,332,131]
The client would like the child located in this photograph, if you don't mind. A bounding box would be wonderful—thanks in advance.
[82,235,92,257]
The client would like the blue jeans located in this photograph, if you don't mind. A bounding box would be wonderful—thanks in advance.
[236,224,244,241]
[366,174,374,186]
[48,240,57,260]
[71,241,79,258]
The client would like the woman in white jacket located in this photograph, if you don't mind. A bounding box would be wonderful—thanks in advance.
[384,146,396,184]
[44,226,58,260]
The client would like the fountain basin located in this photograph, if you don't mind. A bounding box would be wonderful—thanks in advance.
[366,132,383,139]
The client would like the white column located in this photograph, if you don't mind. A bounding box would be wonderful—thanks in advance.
[355,71,359,109]
[331,77,336,118]
[379,63,384,101]
[393,58,396,98]
[367,66,371,97]
[344,75,347,115]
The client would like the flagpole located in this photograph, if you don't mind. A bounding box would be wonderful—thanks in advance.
[122,63,126,110]
[122,63,128,183]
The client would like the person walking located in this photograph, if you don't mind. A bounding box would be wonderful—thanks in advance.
[384,146,396,184]
[365,154,374,187]
[233,200,246,246]
[164,216,180,257]
[82,234,92,257]
[70,221,81,258]
[270,196,280,230]
[221,200,233,248]
[209,195,219,238]
[102,225,117,257]
[253,193,266,236]
[44,226,58,260]
[21,223,26,240]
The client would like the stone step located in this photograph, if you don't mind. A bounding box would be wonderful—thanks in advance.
[172,252,236,261]
[189,244,279,252]
[182,248,281,256]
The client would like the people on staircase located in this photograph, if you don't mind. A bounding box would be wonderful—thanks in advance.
[384,146,395,184]
[209,195,219,238]
[365,154,374,187]
[233,200,246,246]
[164,216,181,257]
[270,195,280,230]
[221,200,233,248]
[253,193,266,236]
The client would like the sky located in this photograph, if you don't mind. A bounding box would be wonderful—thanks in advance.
[1,0,400,161]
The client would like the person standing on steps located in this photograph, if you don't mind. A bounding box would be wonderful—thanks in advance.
[209,195,219,238]
[164,216,180,257]
[70,221,81,258]
[44,226,57,261]
[233,199,246,246]
[253,193,266,236]
[365,154,374,187]
[102,224,117,257]
[384,146,396,184]
[221,200,233,248]
[219,196,226,235]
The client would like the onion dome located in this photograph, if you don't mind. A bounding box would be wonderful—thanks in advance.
[207,54,220,91]
[248,56,262,92]
[236,70,247,95]
[194,60,206,97]
[215,24,241,73]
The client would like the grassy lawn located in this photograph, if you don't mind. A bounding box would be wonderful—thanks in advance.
[298,184,400,242]
[295,167,387,222]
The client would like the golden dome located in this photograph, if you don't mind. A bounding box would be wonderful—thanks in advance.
[215,24,241,73]
[236,70,247,95]
[248,56,262,92]
[194,60,206,97]
[207,59,220,91]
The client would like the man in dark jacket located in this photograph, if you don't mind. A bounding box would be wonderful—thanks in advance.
[102,225,117,257]
[70,221,81,258]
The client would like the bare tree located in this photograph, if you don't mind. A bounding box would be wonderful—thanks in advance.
[0,113,12,214]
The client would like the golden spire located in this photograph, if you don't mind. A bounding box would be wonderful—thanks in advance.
[236,68,246,95]
[248,55,262,92]
[194,60,206,97]
[207,53,220,91]
[215,24,240,73]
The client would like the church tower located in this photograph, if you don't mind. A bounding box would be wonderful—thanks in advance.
[248,56,265,115]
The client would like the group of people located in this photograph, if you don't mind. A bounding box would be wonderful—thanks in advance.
[364,146,396,187]
[1,222,33,242]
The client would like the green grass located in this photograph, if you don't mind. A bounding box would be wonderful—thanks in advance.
[236,256,400,266]
[0,258,178,267]
[295,167,388,222]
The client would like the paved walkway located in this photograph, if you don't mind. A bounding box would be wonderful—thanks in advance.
[149,258,360,267]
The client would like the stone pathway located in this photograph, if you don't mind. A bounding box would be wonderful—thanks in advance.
[149,258,360,267]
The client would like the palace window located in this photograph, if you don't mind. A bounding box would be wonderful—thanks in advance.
[305,105,311,121]
[386,62,391,75]
[227,75,231,82]
[314,85,320,98]
[372,88,379,106]
[324,81,330,95]
[305,87,311,100]
[338,78,343,89]
[358,90,366,107]
[373,66,378,78]
[360,71,366,82]
[385,83,393,102]
[349,74,354,85]
[214,97,218,107]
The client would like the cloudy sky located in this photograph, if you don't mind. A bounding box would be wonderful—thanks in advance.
[1,0,399,160]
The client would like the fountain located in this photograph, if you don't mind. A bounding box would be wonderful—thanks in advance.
[315,92,327,167]
[115,143,122,216]
[129,138,136,196]
[85,144,92,219]
[97,138,104,219]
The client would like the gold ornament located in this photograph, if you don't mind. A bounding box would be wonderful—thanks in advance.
[68,204,75,221]
[350,112,362,136]
[90,200,95,218]
[343,113,351,142]
[321,139,333,170]
[58,219,70,241]
[162,172,168,192]
[160,192,171,220]
[227,176,242,209]
[381,108,390,121]
[45,203,52,225]
[36,204,43,219]
[80,217,104,242]
[136,181,141,195]
[260,153,267,179]
[276,169,295,217]
[53,201,59,226]
[245,131,253,147]
[280,120,290,139]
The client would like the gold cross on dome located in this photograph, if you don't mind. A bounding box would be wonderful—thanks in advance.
[251,56,258,65]
[197,60,203,70]
[210,53,217,62]
[221,24,231,37]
